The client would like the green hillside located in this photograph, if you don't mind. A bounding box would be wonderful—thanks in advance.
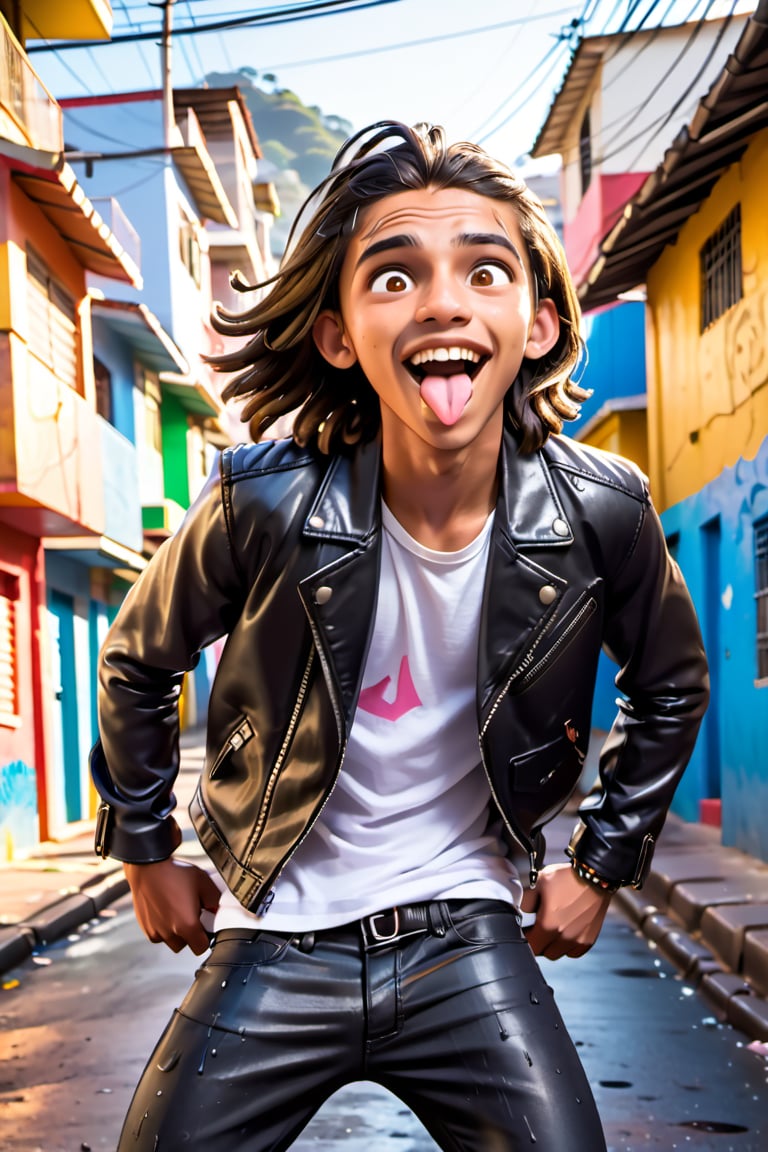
[205,69,353,189]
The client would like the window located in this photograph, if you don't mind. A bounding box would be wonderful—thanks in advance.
[179,215,202,287]
[579,108,592,198]
[756,518,768,682]
[700,205,742,332]
[0,569,20,726]
[93,356,113,423]
[26,247,79,389]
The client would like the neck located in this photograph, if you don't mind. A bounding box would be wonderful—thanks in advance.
[379,419,502,551]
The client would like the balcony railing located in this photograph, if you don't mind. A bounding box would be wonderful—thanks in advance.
[0,13,62,152]
[91,196,142,273]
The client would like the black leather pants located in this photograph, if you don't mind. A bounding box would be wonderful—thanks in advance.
[117,899,606,1151]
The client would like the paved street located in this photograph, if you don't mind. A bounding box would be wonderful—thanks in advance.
[1,890,766,1152]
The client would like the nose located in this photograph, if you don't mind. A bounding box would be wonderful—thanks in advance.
[415,268,471,326]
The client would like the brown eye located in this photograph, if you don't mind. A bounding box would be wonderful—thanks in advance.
[370,269,414,294]
[469,263,512,287]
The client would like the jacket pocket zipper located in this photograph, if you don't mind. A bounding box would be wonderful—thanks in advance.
[209,717,255,779]
[517,595,597,691]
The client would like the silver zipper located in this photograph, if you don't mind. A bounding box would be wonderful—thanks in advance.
[243,645,316,868]
[477,595,597,888]
[517,597,597,690]
[251,611,350,892]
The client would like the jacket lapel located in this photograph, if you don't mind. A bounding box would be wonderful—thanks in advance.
[298,439,382,732]
[478,431,574,720]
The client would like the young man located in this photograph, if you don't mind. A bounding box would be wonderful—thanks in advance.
[91,122,709,1151]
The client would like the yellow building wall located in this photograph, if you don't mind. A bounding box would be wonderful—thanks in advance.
[646,129,768,511]
[580,408,649,478]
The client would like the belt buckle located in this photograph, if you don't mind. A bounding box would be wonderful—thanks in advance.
[362,907,400,948]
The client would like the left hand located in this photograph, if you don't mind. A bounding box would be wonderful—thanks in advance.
[522,862,614,960]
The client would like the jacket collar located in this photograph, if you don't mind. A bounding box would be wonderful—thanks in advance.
[302,427,573,550]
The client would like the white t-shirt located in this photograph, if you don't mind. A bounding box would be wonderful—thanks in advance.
[213,501,522,932]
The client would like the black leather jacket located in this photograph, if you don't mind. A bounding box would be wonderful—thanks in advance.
[91,429,709,910]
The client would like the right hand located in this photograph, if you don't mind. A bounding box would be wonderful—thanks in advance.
[123,857,221,955]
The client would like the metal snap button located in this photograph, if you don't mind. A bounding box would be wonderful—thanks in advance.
[308,515,325,529]
[539,584,557,605]
[315,586,333,605]
[552,517,570,537]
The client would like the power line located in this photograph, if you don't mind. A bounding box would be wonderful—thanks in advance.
[244,8,580,74]
[593,0,731,165]
[468,0,593,144]
[26,0,403,52]
[616,0,741,168]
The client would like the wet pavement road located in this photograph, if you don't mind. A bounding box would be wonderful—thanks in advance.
[0,897,766,1151]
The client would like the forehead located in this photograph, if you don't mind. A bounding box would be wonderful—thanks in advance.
[348,186,527,251]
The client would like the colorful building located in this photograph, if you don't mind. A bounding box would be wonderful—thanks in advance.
[561,4,768,858]
[0,0,147,854]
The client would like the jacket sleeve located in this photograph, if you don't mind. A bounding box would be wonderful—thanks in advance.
[90,458,246,863]
[568,495,710,888]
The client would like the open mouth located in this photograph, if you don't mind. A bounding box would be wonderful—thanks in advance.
[404,346,487,426]
[404,346,486,385]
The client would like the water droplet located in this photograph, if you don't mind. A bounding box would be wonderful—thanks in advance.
[221,980,228,988]
[156,1090,163,1097]
[198,1046,208,1075]
[523,1114,537,1143]
[529,992,539,1005]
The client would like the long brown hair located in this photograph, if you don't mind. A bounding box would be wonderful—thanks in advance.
[209,121,589,454]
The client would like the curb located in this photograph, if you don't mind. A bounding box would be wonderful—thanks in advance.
[615,886,768,1041]
[0,868,129,977]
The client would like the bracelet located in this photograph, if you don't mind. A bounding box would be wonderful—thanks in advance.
[570,857,620,894]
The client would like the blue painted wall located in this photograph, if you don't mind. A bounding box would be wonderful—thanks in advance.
[572,300,647,434]
[660,437,768,860]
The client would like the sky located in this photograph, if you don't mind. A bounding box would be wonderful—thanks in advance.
[29,0,757,170]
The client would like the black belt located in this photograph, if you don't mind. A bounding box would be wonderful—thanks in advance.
[213,898,515,954]
[332,898,513,952]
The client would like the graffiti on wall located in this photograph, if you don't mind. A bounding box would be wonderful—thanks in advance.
[698,285,768,432]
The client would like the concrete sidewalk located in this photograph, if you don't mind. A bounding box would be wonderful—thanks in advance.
[2,727,768,1044]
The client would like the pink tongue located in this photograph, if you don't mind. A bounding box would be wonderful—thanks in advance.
[419,373,473,426]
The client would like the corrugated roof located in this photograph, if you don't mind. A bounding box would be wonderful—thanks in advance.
[173,87,262,159]
[1,140,142,286]
[531,36,612,158]
[580,0,768,311]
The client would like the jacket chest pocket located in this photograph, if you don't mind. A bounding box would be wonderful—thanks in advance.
[209,717,256,779]
[513,591,598,694]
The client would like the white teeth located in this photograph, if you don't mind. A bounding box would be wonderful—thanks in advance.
[409,347,481,367]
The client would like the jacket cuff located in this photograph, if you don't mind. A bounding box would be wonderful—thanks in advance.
[95,801,182,863]
[567,820,656,890]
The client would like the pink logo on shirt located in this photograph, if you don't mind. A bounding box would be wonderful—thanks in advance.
[358,655,422,721]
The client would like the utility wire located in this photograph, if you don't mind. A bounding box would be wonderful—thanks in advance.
[615,0,740,169]
[594,0,729,165]
[27,0,403,51]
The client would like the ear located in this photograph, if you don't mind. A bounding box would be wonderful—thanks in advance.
[312,310,358,369]
[524,297,560,361]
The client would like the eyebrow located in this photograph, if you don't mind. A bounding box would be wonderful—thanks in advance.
[354,231,525,271]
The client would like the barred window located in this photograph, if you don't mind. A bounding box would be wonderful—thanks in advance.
[756,518,768,682]
[700,205,742,332]
[0,569,20,726]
